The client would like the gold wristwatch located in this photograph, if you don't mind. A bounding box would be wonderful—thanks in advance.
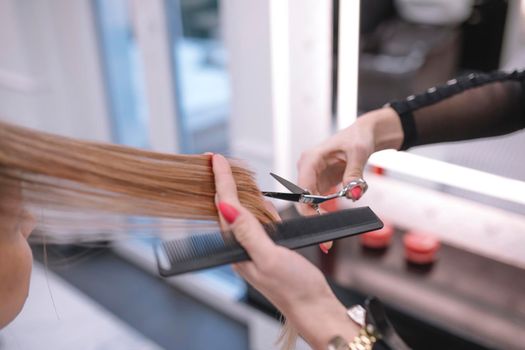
[327,305,378,350]
[328,297,412,350]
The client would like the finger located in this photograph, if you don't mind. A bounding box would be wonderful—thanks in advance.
[342,150,367,185]
[215,193,229,231]
[212,154,241,233]
[319,241,333,254]
[342,149,369,200]
[217,202,276,265]
[212,154,241,206]
[297,150,323,196]
[297,149,335,215]
[232,261,259,281]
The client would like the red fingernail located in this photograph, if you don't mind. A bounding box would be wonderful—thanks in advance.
[319,243,329,254]
[350,186,363,200]
[218,202,239,224]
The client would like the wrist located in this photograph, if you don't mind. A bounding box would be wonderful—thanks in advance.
[286,293,360,350]
[360,107,404,152]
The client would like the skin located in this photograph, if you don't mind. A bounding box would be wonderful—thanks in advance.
[297,107,404,250]
[297,107,403,214]
[212,154,359,349]
[1,158,355,346]
[0,107,402,337]
[210,107,404,347]
[0,164,350,346]
[0,182,36,329]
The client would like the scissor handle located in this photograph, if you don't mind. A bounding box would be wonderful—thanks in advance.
[262,174,368,207]
[341,178,368,201]
[300,178,368,205]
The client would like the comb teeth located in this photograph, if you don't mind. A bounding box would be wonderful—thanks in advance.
[163,233,233,263]
[155,206,383,277]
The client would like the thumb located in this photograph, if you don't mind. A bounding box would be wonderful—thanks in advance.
[342,150,368,200]
[217,202,276,264]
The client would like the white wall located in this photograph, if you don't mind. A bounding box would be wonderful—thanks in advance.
[0,0,111,141]
[222,0,275,189]
[223,0,332,190]
[288,0,333,179]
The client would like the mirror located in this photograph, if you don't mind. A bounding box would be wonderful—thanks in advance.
[342,0,525,214]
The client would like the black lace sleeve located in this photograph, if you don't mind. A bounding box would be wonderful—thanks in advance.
[388,70,525,150]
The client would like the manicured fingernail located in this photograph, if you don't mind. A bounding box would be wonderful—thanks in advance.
[350,186,363,201]
[218,202,239,224]
[320,243,329,254]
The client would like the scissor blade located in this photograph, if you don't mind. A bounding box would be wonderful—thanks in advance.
[269,173,307,194]
[261,191,303,202]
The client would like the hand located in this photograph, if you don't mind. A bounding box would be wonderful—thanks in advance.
[212,154,358,350]
[297,107,403,252]
[297,107,403,215]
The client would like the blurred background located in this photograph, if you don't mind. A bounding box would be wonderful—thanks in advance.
[0,0,524,349]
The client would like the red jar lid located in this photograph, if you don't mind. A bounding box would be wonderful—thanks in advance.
[361,223,394,249]
[403,232,440,264]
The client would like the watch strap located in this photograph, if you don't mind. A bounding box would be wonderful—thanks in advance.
[364,297,412,350]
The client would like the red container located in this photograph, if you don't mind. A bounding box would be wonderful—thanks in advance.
[361,223,394,249]
[403,231,440,264]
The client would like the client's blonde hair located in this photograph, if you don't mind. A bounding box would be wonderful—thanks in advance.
[0,120,275,240]
[0,120,297,349]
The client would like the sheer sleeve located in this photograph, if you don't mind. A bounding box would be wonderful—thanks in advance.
[387,70,525,150]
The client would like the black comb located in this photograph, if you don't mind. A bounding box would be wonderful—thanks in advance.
[155,206,382,276]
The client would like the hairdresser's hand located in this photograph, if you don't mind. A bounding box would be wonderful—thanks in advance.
[212,154,358,349]
[297,108,403,216]
[297,108,402,252]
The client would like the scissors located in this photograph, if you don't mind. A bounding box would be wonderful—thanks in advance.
[262,173,368,214]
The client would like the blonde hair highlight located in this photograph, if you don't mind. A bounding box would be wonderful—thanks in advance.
[0,121,274,241]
